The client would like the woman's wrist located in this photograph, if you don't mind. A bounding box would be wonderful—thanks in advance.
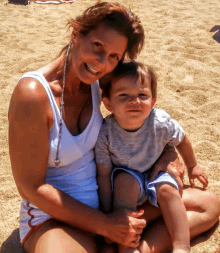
[95,212,111,237]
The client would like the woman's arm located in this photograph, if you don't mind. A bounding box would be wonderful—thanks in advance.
[8,79,146,247]
[147,146,185,196]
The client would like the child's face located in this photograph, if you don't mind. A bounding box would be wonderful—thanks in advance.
[103,75,156,131]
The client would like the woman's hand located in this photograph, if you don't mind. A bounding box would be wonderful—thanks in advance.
[104,209,146,248]
[148,148,185,196]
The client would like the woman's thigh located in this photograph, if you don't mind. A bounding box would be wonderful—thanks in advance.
[138,186,220,253]
[24,219,97,253]
[139,185,220,222]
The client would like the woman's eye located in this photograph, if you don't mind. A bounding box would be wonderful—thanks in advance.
[111,55,119,61]
[94,42,101,48]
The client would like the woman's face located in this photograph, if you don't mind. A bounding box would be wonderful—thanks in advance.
[70,24,128,84]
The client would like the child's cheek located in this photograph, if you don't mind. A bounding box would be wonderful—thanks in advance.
[118,97,128,103]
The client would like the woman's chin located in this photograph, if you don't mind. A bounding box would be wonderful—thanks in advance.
[78,71,99,85]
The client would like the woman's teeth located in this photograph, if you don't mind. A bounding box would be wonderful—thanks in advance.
[86,64,98,74]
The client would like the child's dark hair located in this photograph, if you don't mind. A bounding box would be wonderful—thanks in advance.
[99,61,157,99]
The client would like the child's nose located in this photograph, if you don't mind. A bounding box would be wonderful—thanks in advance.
[129,96,140,104]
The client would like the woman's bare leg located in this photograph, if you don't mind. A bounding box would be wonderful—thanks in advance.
[24,219,97,253]
[138,187,220,253]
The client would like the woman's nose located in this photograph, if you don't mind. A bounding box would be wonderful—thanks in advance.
[97,52,107,66]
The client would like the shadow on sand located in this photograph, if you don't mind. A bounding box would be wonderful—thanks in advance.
[191,220,219,247]
[210,25,220,43]
[1,229,26,253]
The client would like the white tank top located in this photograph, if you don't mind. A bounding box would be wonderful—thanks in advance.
[20,71,103,178]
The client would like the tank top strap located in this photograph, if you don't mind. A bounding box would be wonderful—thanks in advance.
[91,80,102,114]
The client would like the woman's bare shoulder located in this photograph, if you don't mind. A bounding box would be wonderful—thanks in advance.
[11,76,49,105]
[11,56,63,104]
[8,76,52,126]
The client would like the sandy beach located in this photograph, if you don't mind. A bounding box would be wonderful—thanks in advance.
[0,0,219,252]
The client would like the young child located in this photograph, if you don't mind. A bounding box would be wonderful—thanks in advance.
[95,61,208,253]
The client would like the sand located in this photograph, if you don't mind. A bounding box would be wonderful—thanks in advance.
[0,0,219,252]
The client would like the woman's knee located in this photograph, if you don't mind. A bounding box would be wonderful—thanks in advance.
[156,183,179,202]
[24,219,97,253]
[183,187,220,223]
[202,190,220,219]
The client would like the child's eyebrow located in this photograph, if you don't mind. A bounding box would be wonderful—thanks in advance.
[114,87,128,93]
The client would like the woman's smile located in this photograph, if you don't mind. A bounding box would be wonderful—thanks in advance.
[84,63,99,75]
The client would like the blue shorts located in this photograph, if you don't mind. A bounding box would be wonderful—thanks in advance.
[19,162,99,245]
[112,168,179,207]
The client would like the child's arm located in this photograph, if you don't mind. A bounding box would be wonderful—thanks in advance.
[176,135,208,189]
[97,163,113,214]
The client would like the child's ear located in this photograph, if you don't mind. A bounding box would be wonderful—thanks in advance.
[102,97,113,113]
[151,97,157,108]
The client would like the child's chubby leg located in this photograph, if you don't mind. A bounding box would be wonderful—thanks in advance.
[156,182,190,253]
[113,171,142,253]
[100,243,117,253]
[113,171,141,210]
[95,234,117,253]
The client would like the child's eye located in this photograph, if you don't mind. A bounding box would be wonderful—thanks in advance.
[119,93,127,97]
[139,94,147,97]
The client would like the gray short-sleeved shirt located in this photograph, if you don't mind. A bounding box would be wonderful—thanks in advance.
[95,108,184,173]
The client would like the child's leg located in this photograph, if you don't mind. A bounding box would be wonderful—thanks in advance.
[113,171,141,253]
[96,235,117,253]
[101,243,117,253]
[156,183,190,252]
[113,171,140,210]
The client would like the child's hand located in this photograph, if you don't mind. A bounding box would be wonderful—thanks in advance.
[188,164,208,189]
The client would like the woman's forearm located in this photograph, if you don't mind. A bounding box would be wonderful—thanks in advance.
[27,183,108,236]
[26,183,146,247]
[148,147,185,195]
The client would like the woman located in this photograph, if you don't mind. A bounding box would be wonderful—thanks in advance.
[8,2,219,253]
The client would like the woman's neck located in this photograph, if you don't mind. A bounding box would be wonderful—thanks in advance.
[41,55,85,95]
